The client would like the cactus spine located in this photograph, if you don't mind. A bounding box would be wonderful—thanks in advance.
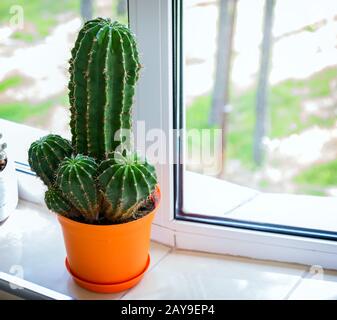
[56,155,100,222]
[45,187,73,216]
[28,135,73,186]
[69,18,141,160]
[28,19,158,224]
[98,152,157,222]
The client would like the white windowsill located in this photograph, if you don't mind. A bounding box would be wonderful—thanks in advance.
[184,171,337,233]
[183,171,259,217]
[1,199,337,300]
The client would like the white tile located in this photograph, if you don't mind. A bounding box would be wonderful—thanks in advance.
[149,242,172,269]
[288,269,337,300]
[122,250,306,300]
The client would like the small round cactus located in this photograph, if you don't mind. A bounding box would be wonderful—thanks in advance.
[98,152,157,222]
[28,134,73,186]
[56,155,100,222]
[45,187,73,216]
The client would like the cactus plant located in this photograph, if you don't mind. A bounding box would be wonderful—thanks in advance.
[45,187,76,217]
[28,18,158,225]
[0,133,7,172]
[28,134,73,186]
[56,155,100,222]
[69,18,141,160]
[98,152,157,222]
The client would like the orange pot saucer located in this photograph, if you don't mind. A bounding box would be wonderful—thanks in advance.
[65,255,151,294]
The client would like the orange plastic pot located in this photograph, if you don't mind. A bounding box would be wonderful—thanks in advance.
[57,186,161,293]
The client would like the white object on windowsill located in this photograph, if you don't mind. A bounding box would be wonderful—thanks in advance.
[0,155,18,223]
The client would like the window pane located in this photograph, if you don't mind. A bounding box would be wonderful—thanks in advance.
[179,0,337,236]
[0,0,128,138]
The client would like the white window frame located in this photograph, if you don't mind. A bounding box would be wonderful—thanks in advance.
[128,0,337,270]
[1,0,336,271]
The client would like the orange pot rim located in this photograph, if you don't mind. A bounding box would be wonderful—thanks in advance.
[57,184,161,230]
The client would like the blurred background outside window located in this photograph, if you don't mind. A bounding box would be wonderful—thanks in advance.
[184,0,337,196]
[0,0,128,138]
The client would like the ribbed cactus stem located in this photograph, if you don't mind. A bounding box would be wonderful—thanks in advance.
[69,18,104,142]
[69,18,141,160]
[28,134,73,186]
[45,187,77,217]
[56,154,100,222]
[98,152,157,222]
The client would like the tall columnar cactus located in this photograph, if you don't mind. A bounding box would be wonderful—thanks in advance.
[28,134,73,186]
[69,18,141,160]
[28,18,158,224]
[98,152,157,222]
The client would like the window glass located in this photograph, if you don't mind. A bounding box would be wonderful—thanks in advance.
[179,0,337,237]
[184,0,337,197]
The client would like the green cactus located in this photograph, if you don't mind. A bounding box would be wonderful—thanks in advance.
[28,134,73,186]
[69,18,141,160]
[56,154,100,222]
[28,19,158,224]
[98,152,157,222]
[45,187,73,215]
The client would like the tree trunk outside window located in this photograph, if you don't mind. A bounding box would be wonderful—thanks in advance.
[253,0,276,166]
